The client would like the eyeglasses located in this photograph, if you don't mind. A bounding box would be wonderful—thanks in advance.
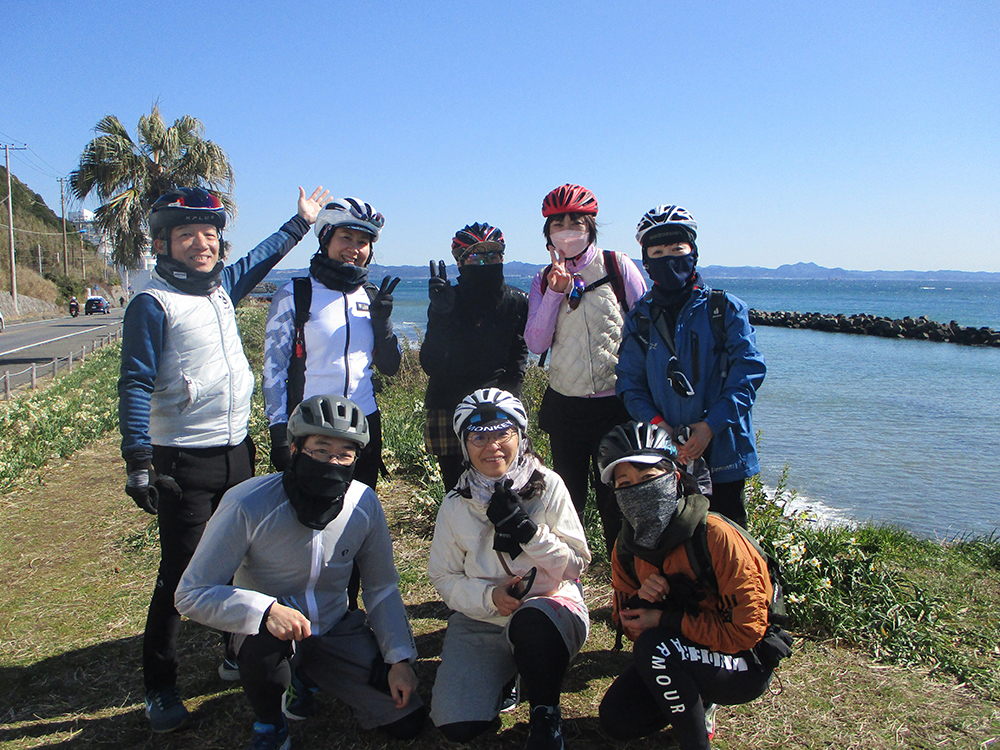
[467,428,517,448]
[568,275,586,310]
[667,357,695,398]
[461,250,503,266]
[302,446,358,465]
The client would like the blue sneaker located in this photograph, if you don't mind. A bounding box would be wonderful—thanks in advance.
[249,720,290,750]
[144,686,190,733]
[282,669,318,721]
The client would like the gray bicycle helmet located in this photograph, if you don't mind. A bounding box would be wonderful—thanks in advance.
[598,421,678,485]
[287,394,370,448]
[635,205,697,248]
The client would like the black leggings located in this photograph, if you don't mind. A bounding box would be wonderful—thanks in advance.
[437,608,570,744]
[707,478,747,528]
[600,627,772,750]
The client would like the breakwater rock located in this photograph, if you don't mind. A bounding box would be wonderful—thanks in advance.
[748,310,1000,347]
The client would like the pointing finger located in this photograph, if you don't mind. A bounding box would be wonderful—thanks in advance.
[439,260,447,281]
[429,260,437,279]
[386,277,401,294]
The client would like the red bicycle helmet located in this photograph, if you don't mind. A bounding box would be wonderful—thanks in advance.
[541,184,598,217]
[451,222,505,259]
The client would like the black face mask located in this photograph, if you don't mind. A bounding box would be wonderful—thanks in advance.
[282,452,356,530]
[310,252,369,293]
[643,252,697,292]
[155,254,223,296]
[457,263,504,314]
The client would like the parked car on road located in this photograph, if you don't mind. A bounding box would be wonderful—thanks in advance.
[85,296,111,315]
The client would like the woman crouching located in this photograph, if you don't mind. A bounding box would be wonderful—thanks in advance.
[427,388,591,749]
[597,421,777,750]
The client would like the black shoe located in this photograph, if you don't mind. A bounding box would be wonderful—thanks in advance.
[525,705,563,750]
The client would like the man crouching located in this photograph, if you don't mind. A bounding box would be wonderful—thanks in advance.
[176,395,425,749]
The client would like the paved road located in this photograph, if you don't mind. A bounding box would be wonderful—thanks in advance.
[0,310,124,392]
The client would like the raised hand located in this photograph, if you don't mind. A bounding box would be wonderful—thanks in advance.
[428,260,455,313]
[546,246,572,294]
[297,186,332,224]
[370,276,401,320]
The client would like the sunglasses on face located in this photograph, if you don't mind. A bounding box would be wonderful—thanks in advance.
[466,428,517,448]
[667,357,696,398]
[461,250,503,266]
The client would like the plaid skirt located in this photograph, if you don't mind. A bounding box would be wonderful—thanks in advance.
[424,408,462,457]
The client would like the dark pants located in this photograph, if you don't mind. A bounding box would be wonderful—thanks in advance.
[354,409,384,491]
[707,478,747,528]
[538,388,631,557]
[435,454,466,493]
[144,435,255,691]
[600,628,772,750]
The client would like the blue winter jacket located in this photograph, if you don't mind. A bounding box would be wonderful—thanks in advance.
[615,284,766,484]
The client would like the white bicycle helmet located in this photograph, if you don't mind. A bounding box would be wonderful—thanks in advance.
[598,421,678,485]
[635,205,698,247]
[287,394,370,448]
[315,197,385,246]
[453,389,529,461]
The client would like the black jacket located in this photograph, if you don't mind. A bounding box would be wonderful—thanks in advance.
[420,280,529,410]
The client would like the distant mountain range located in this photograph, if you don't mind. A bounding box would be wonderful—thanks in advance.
[262,260,999,287]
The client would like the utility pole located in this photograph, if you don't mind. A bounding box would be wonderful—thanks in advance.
[58,177,69,276]
[4,143,27,313]
[37,243,42,274]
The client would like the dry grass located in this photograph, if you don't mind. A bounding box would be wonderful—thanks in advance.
[1,437,999,749]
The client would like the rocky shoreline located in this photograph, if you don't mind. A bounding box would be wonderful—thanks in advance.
[749,309,1000,347]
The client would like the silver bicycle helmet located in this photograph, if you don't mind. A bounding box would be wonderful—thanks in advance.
[598,421,678,485]
[315,197,384,246]
[287,394,370,448]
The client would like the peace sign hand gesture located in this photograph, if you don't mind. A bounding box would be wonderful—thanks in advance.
[428,260,455,314]
[546,246,572,294]
[370,276,401,320]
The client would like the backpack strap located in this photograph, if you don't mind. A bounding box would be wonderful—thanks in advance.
[285,277,312,417]
[603,250,630,314]
[709,288,730,380]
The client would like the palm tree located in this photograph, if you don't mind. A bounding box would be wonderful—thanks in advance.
[70,105,235,269]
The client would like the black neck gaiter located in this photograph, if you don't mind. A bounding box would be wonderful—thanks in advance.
[457,264,505,316]
[155,254,223,296]
[310,252,369,293]
[282,453,356,530]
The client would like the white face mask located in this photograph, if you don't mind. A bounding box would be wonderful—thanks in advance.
[550,229,590,259]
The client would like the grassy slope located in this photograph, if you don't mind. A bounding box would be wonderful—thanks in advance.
[1,303,998,748]
[1,435,998,750]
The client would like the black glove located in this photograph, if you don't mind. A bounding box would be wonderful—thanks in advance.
[370,276,400,320]
[428,260,455,314]
[269,423,291,471]
[487,480,538,558]
[125,461,157,514]
[125,463,181,515]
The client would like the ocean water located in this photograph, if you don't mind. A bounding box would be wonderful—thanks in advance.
[388,275,1000,539]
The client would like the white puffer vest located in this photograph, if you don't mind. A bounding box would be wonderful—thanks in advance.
[548,251,625,397]
[141,274,254,448]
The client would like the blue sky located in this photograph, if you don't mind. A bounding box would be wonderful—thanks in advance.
[3,1,998,272]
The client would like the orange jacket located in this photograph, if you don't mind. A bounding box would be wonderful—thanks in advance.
[612,513,772,655]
